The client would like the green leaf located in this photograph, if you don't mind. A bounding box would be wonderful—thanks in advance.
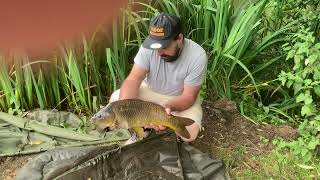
[301,104,315,116]
[286,80,293,88]
[293,55,302,70]
[303,152,312,162]
[307,139,319,150]
[304,96,313,105]
[301,148,308,156]
[278,71,287,86]
[297,164,315,170]
[295,76,304,83]
[314,86,320,96]
[296,93,305,103]
[308,54,317,65]
[280,76,287,86]
[314,71,320,80]
[286,49,295,60]
[304,79,312,86]
[302,70,308,79]
[293,82,303,94]
[304,91,313,104]
[297,45,308,55]
[314,43,320,50]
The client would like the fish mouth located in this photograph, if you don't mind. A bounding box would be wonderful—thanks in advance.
[93,120,115,130]
[90,117,96,123]
[90,118,102,126]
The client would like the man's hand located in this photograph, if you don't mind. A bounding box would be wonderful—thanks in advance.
[143,100,171,131]
[161,100,172,115]
[144,124,166,131]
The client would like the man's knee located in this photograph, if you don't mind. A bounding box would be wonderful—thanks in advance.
[180,123,200,142]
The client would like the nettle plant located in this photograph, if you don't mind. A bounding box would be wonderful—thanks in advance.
[276,27,320,162]
[280,27,320,117]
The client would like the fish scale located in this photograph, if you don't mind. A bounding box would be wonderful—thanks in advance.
[111,100,168,126]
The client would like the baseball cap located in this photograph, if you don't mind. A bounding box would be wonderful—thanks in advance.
[142,12,183,50]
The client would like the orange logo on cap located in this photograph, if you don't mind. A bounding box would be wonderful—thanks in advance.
[149,26,165,37]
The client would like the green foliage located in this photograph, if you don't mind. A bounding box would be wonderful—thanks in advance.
[251,0,320,164]
[239,93,297,125]
[207,0,267,99]
[234,149,320,178]
[263,0,320,36]
[274,116,320,163]
[216,144,320,178]
[0,59,21,114]
[278,27,320,117]
[274,27,320,162]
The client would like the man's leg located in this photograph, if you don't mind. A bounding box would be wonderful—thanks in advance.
[170,98,203,142]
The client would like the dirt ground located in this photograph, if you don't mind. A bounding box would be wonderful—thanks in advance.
[0,99,298,179]
[192,99,297,154]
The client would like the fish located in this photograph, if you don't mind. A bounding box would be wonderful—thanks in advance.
[90,99,195,139]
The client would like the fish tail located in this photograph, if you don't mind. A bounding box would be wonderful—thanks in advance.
[169,116,195,139]
[174,116,195,126]
[174,126,190,139]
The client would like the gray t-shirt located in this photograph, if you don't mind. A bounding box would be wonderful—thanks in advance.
[134,38,208,96]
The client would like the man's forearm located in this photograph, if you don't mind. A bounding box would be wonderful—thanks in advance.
[119,79,141,100]
[164,95,196,112]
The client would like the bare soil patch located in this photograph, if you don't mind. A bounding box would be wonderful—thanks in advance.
[191,99,298,175]
[192,99,297,154]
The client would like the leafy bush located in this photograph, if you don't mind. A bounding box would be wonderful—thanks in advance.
[275,27,320,162]
[279,27,320,117]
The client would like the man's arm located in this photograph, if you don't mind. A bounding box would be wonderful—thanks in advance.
[119,64,148,100]
[163,84,201,112]
[164,51,207,112]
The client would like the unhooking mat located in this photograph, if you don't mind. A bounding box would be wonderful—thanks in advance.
[0,110,131,156]
[16,132,230,180]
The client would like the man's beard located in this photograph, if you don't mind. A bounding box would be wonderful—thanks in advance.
[161,45,182,62]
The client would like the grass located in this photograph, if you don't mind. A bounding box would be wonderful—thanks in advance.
[215,146,320,179]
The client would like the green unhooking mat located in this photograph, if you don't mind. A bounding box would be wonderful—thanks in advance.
[16,132,230,180]
[0,110,131,156]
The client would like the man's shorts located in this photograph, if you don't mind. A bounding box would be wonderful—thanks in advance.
[108,83,203,129]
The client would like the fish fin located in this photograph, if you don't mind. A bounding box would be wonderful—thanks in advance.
[169,116,195,139]
[173,116,195,127]
[131,127,144,140]
[174,126,191,139]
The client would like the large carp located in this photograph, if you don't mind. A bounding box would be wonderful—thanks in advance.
[90,99,195,139]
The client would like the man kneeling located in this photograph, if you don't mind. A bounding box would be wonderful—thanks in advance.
[108,12,208,142]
